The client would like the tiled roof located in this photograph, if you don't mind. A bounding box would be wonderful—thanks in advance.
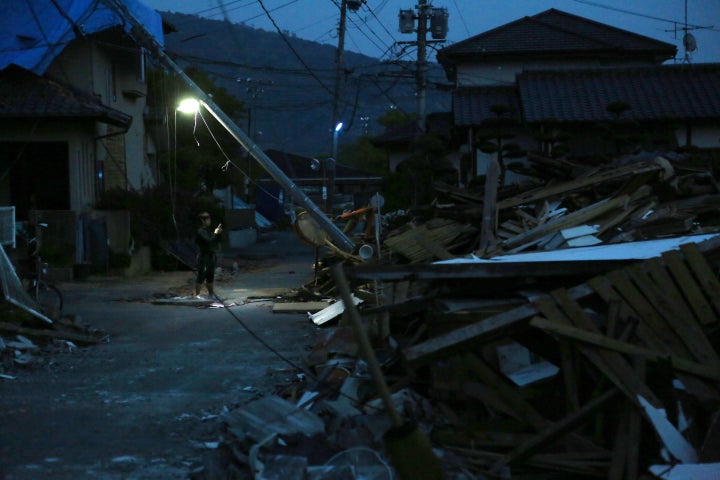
[453,86,520,126]
[518,63,720,123]
[262,149,382,181]
[0,66,132,127]
[438,8,676,61]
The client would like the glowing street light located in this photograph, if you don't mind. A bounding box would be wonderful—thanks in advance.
[177,98,200,114]
[91,1,355,252]
[333,121,343,160]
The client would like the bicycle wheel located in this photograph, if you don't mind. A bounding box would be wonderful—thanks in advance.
[29,282,63,316]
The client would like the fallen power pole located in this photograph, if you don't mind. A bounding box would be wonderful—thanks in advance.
[102,0,356,252]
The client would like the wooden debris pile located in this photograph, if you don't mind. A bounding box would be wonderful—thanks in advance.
[0,312,108,376]
[304,152,720,299]
[200,152,720,478]
[199,237,720,479]
[265,151,720,478]
[1,247,107,375]
[400,152,719,260]
[338,237,720,478]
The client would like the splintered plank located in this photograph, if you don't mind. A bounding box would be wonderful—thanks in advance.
[0,321,104,345]
[403,284,597,365]
[464,353,550,432]
[413,234,455,260]
[604,270,689,356]
[645,257,695,323]
[384,220,477,262]
[625,263,720,370]
[478,157,500,250]
[588,274,720,401]
[497,162,662,210]
[272,301,330,313]
[534,297,628,402]
[588,275,673,356]
[403,304,538,364]
[627,357,645,480]
[528,317,720,382]
[463,381,532,422]
[502,195,629,250]
[662,250,716,325]
[541,291,661,408]
[560,339,580,413]
[679,243,720,319]
[608,408,629,480]
[491,389,619,473]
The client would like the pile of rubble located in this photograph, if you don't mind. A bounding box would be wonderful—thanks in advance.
[198,152,720,479]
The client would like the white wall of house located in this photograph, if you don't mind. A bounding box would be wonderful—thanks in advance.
[674,124,720,149]
[47,36,155,192]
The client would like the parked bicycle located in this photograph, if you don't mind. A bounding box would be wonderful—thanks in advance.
[17,222,63,316]
[26,251,64,316]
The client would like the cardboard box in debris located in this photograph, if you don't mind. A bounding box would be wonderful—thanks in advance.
[212,153,720,479]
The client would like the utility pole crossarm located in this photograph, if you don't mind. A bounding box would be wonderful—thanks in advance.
[101,0,355,252]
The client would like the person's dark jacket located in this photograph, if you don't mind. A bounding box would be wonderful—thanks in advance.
[195,227,221,255]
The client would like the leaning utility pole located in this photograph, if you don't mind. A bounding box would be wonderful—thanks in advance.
[102,0,356,252]
[398,1,449,134]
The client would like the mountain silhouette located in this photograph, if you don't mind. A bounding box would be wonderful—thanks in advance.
[159,11,451,157]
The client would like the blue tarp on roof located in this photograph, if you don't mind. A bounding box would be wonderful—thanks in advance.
[0,0,163,75]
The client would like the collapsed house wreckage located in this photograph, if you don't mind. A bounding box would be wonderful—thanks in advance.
[2,145,719,478]
[202,152,720,479]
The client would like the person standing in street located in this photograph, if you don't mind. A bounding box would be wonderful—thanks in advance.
[194,211,222,298]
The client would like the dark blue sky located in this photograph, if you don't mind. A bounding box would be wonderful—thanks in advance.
[144,0,720,64]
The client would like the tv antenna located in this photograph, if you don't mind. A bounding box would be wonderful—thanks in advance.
[666,0,713,64]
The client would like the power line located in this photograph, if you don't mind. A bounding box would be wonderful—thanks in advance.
[571,0,719,32]
[450,0,471,38]
[255,0,334,96]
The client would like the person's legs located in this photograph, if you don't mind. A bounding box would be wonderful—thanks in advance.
[206,255,216,297]
[196,255,209,295]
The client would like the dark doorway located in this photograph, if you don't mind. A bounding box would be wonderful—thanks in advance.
[0,142,70,219]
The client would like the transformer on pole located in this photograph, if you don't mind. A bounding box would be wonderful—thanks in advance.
[397,1,449,134]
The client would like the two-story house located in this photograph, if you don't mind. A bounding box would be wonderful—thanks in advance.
[0,0,166,265]
[435,8,720,184]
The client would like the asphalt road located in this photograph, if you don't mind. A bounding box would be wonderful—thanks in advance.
[0,229,323,479]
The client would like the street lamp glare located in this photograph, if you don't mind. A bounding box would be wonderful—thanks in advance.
[177,98,200,114]
[335,122,344,132]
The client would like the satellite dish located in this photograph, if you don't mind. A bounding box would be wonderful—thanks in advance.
[293,211,327,247]
[683,33,697,52]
